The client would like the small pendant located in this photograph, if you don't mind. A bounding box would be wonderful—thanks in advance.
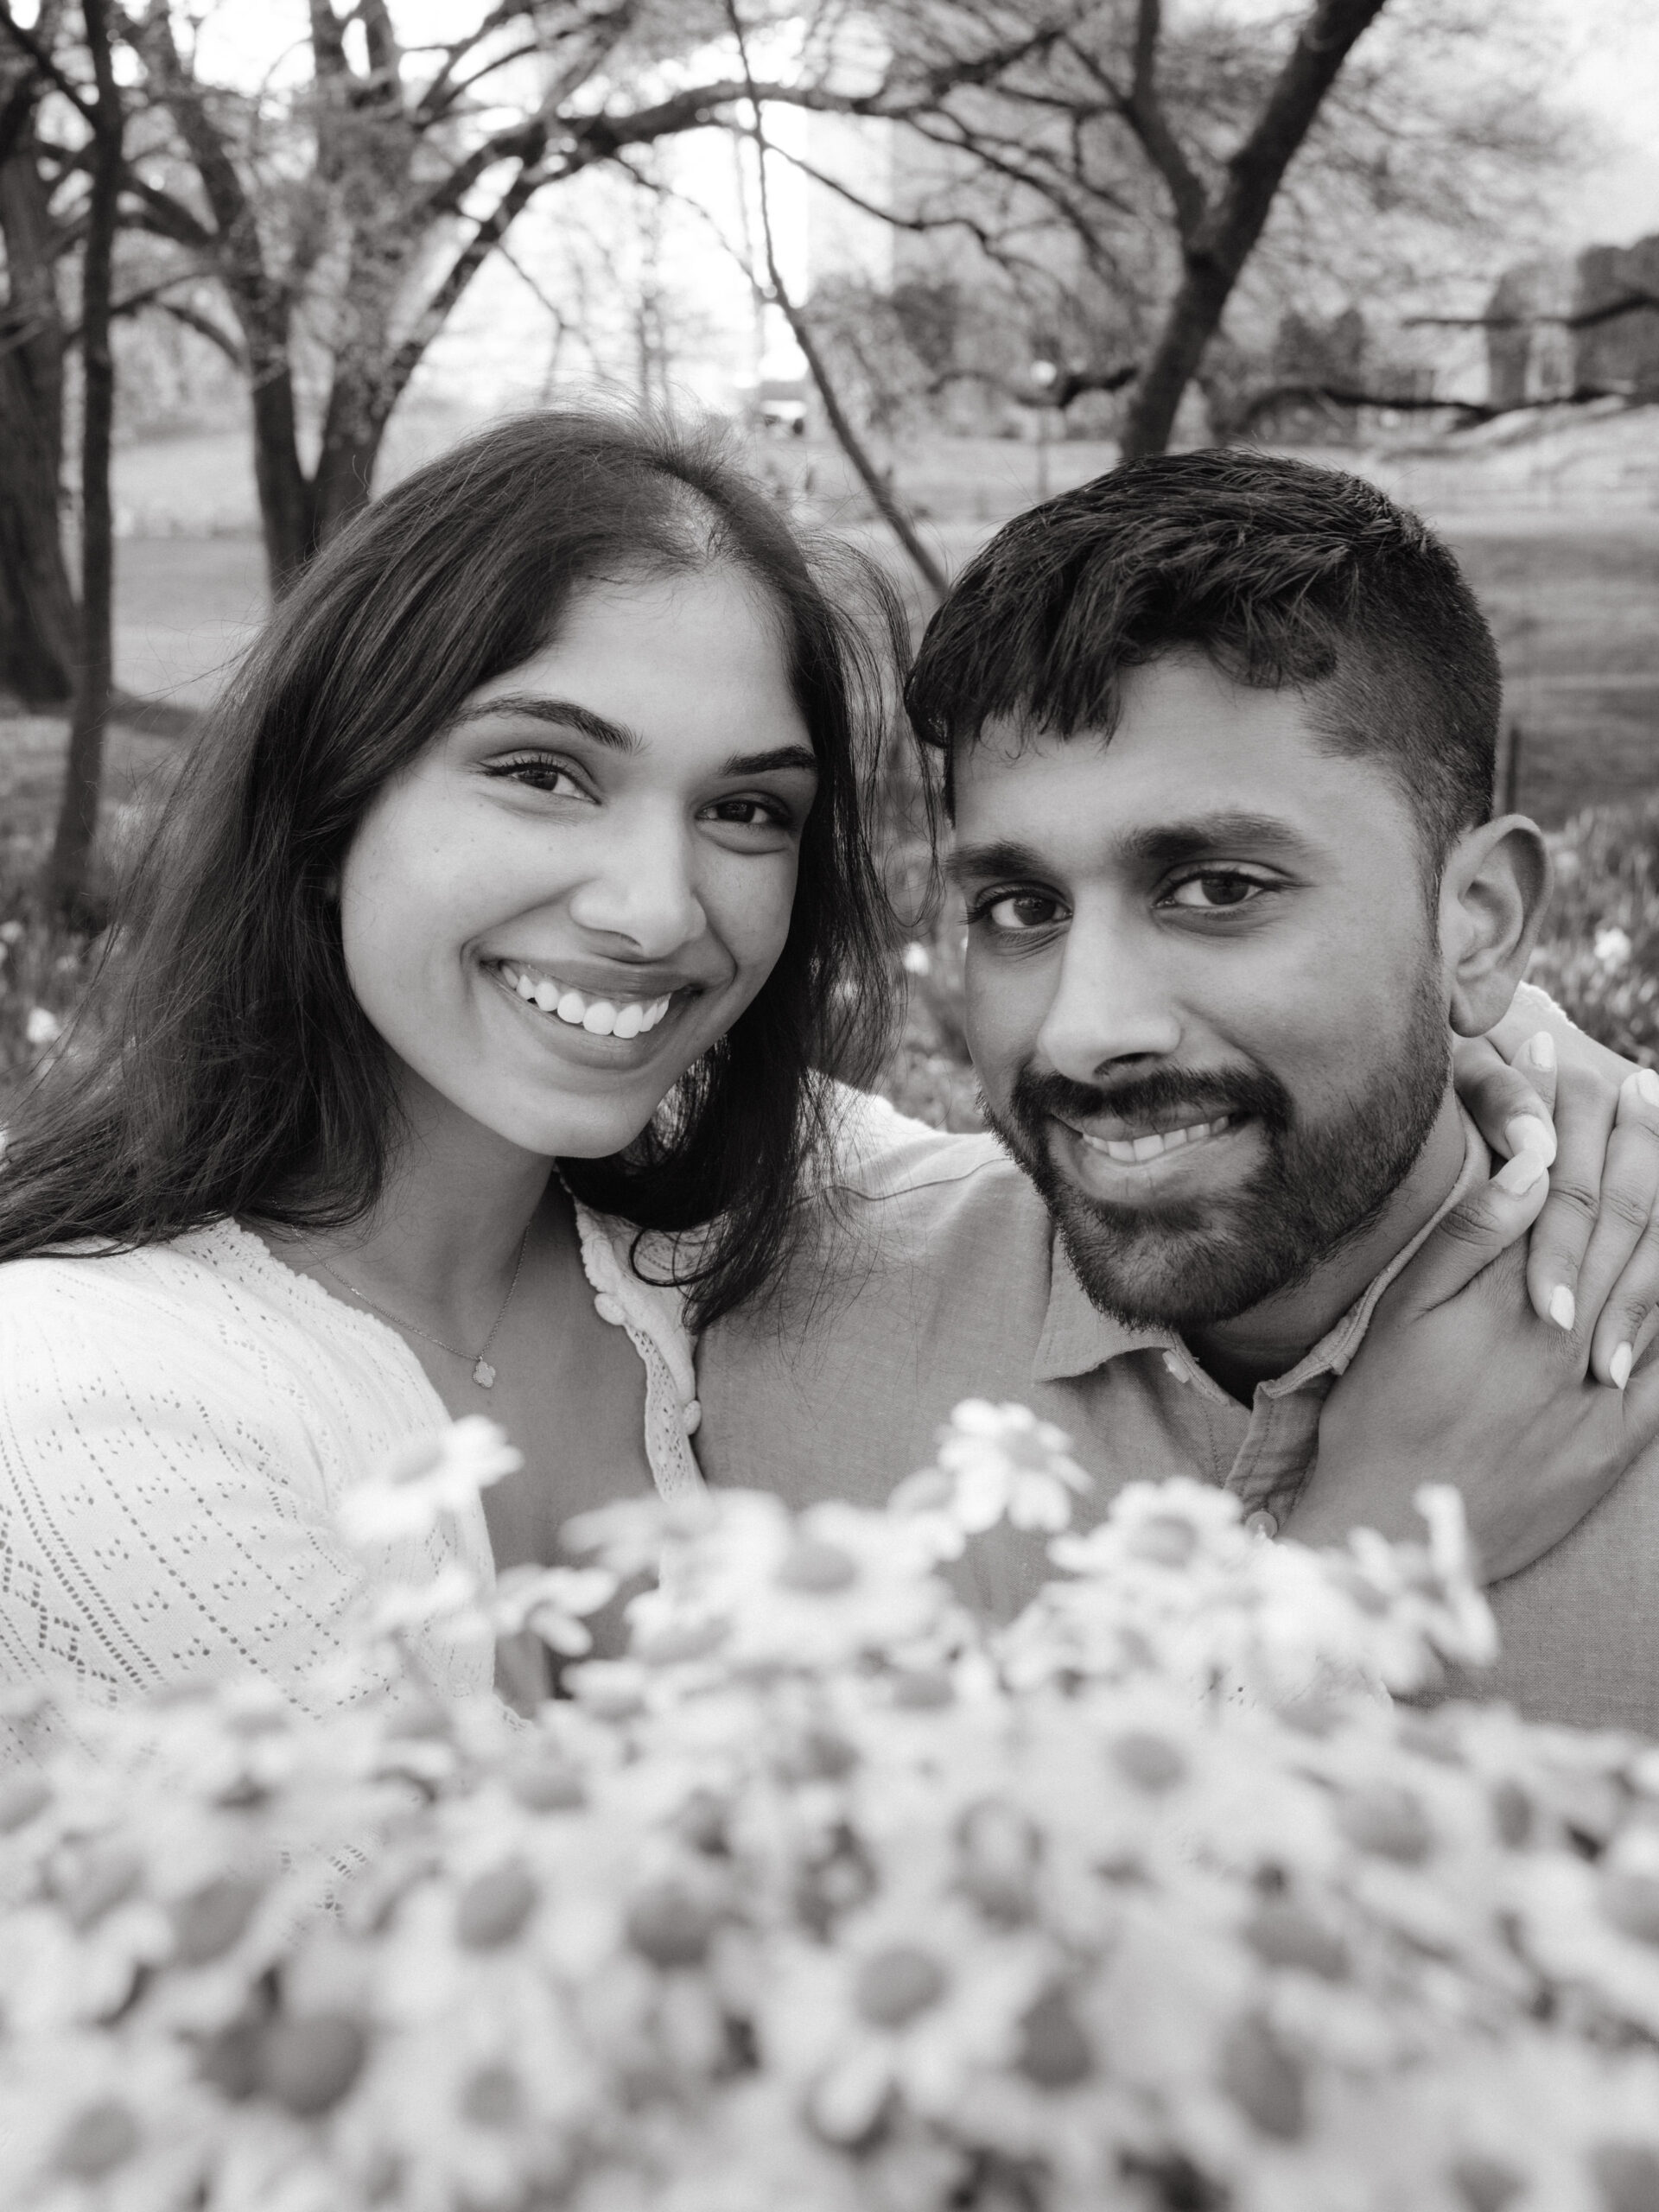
[473,1357,496,1389]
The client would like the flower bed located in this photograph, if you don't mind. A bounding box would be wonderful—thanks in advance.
[5,1407,1659,2211]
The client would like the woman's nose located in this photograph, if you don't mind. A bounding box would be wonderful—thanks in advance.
[566,812,707,956]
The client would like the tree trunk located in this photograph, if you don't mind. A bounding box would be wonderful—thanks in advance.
[0,348,76,702]
[0,86,76,704]
[245,330,319,589]
[1117,0,1389,463]
[1117,254,1233,462]
[45,0,121,917]
[311,369,390,549]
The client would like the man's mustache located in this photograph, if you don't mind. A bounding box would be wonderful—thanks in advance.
[1008,1062,1292,1135]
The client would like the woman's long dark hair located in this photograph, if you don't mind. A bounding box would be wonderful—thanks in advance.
[0,411,901,1328]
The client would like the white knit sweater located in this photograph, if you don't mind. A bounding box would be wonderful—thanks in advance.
[0,1209,702,1727]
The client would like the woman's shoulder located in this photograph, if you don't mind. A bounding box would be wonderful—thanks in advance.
[0,1228,247,1357]
[0,1218,441,1442]
[0,1220,340,1356]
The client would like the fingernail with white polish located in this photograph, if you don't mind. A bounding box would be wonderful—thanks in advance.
[1638,1067,1659,1108]
[1525,1031,1557,1071]
[1548,1284,1576,1332]
[1497,1149,1548,1194]
[1504,1114,1556,1164]
[1611,1342,1634,1391]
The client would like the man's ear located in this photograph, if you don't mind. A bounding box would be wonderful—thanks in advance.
[1440,814,1552,1038]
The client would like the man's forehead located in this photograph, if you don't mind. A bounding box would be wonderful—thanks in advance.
[949,661,1407,867]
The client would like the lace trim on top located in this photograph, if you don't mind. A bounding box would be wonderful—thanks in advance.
[568,1206,704,1502]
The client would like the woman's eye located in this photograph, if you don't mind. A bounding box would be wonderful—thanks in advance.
[981,892,1065,933]
[1163,873,1268,911]
[702,796,791,831]
[492,755,587,798]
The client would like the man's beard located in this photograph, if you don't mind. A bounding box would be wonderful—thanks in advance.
[983,974,1451,1332]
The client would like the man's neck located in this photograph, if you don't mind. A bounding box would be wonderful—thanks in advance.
[1185,1089,1470,1402]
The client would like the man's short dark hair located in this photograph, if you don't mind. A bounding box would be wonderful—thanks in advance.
[906,449,1502,862]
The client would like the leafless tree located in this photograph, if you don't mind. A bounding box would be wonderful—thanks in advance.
[770,0,1565,458]
[116,0,1065,586]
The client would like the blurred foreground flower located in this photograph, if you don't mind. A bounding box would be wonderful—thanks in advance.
[2,1404,1658,2211]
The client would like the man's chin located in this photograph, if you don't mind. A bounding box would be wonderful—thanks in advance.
[1049,1190,1296,1332]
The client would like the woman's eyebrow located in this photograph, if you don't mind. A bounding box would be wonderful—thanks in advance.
[454,696,641,752]
[721,744,817,778]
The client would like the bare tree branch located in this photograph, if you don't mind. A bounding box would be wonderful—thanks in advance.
[722,0,946,603]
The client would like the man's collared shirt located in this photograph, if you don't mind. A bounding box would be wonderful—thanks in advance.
[696,1103,1659,1736]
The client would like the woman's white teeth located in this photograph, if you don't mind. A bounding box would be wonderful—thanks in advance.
[500,965,670,1034]
[1084,1115,1233,1164]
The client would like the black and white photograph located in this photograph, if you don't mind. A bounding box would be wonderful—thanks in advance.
[1,0,1657,2202]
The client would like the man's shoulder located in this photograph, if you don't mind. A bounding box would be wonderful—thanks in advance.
[1484,1421,1659,1735]
[819,1084,1042,1223]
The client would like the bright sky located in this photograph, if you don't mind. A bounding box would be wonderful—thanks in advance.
[1551,0,1659,245]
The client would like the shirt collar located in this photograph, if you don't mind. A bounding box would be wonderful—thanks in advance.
[1032,1107,1491,1393]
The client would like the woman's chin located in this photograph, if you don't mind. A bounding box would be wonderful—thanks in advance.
[486,1085,671,1164]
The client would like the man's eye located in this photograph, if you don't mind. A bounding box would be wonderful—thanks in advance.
[980,892,1065,932]
[1163,873,1268,911]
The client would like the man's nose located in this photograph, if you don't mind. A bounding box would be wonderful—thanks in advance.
[1035,909,1182,1083]
[567,806,707,956]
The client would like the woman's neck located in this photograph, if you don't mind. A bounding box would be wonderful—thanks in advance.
[264,1073,561,1334]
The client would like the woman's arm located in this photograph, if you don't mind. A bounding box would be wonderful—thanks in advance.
[1290,1142,1659,1582]
[1452,989,1659,1383]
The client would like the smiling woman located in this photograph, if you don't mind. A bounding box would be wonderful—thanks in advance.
[0,411,899,1719]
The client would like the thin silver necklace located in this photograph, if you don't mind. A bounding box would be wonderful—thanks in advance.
[318,1225,531,1390]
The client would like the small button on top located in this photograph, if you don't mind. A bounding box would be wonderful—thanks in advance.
[593,1293,626,1326]
[683,1399,702,1434]
[1243,1509,1279,1541]
[1161,1351,1189,1384]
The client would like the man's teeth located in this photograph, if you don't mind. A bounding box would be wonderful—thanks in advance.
[501,965,671,1036]
[1080,1115,1235,1165]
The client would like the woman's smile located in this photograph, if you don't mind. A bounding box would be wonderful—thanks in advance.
[482,954,696,1060]
[493,959,676,1038]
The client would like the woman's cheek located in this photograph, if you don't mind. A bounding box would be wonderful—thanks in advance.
[719,846,802,995]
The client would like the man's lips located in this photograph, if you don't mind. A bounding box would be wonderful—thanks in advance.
[1069,1111,1242,1166]
[1046,1108,1258,1191]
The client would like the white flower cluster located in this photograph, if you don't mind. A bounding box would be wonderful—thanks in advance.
[4,1404,1659,2212]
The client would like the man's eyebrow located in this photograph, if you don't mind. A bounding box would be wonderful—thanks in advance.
[1121,813,1312,865]
[947,838,1051,886]
[453,696,641,752]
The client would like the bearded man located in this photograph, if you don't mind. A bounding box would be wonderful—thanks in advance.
[697,450,1659,1733]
